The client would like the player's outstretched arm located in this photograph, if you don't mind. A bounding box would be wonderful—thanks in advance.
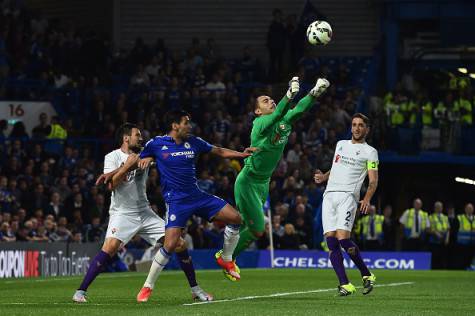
[96,157,154,190]
[109,153,141,190]
[275,76,300,118]
[256,77,299,134]
[283,78,330,124]
[210,146,258,159]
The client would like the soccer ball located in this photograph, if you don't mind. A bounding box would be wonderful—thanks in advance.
[306,21,332,45]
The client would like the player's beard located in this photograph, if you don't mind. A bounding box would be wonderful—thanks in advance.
[352,134,365,142]
[130,144,142,153]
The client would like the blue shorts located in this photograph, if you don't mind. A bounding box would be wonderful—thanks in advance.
[164,190,228,229]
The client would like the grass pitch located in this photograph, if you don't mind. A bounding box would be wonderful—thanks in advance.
[1,269,474,316]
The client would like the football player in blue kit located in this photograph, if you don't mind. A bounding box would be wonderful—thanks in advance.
[127,110,256,301]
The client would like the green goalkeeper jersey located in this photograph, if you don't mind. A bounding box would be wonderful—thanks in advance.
[244,94,316,178]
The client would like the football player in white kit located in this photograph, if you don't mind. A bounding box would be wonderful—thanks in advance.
[73,123,212,303]
[314,113,378,296]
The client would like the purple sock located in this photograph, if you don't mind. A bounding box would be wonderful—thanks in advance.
[340,239,371,277]
[176,249,198,288]
[326,237,349,285]
[78,250,112,291]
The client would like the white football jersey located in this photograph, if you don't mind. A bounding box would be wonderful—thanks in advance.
[104,149,150,213]
[325,140,379,199]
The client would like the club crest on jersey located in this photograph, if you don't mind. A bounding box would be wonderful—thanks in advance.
[125,170,136,182]
[335,154,341,163]
[356,150,361,156]
[184,142,191,149]
[169,214,176,222]
[279,124,286,130]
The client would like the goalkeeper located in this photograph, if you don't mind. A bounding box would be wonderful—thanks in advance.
[215,76,330,280]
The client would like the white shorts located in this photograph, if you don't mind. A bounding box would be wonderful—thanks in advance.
[105,207,165,246]
[322,191,358,234]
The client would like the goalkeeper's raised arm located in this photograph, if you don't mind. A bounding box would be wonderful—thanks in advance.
[253,76,300,135]
[283,78,330,124]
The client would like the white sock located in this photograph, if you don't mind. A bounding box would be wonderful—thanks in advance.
[222,224,240,262]
[143,248,170,289]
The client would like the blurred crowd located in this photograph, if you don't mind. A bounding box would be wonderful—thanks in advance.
[0,3,362,251]
[348,198,475,270]
[0,4,474,271]
[369,74,475,154]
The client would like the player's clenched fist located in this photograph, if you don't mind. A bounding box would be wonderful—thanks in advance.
[314,169,327,184]
[138,157,154,169]
[286,76,300,99]
[310,78,330,97]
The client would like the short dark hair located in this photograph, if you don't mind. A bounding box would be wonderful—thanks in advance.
[352,113,370,127]
[164,110,190,132]
[116,122,138,145]
[254,97,260,111]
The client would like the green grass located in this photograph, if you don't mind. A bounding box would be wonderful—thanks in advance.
[1,269,474,316]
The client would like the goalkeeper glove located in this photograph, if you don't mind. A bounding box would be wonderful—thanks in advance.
[309,78,330,97]
[286,76,300,99]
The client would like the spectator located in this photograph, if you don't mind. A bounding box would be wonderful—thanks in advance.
[355,205,384,250]
[25,184,48,212]
[197,170,215,194]
[51,176,72,202]
[455,203,475,269]
[447,205,458,269]
[0,222,16,241]
[31,112,50,139]
[56,216,72,241]
[399,198,430,251]
[294,217,311,249]
[272,214,284,237]
[382,205,396,250]
[90,194,107,220]
[0,175,15,212]
[428,201,450,269]
[86,216,104,242]
[9,121,29,140]
[34,225,49,242]
[279,223,300,250]
[70,230,83,243]
[267,8,286,80]
[204,73,226,98]
[44,192,64,218]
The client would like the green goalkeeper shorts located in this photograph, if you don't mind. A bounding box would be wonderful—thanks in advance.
[234,167,269,233]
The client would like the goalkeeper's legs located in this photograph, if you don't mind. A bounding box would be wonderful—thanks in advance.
[233,177,267,258]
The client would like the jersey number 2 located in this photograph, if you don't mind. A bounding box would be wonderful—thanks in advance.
[345,211,352,224]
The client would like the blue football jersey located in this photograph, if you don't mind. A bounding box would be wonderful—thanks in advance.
[140,135,213,201]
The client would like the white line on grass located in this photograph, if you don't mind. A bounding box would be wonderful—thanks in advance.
[182,282,415,306]
[0,282,414,306]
